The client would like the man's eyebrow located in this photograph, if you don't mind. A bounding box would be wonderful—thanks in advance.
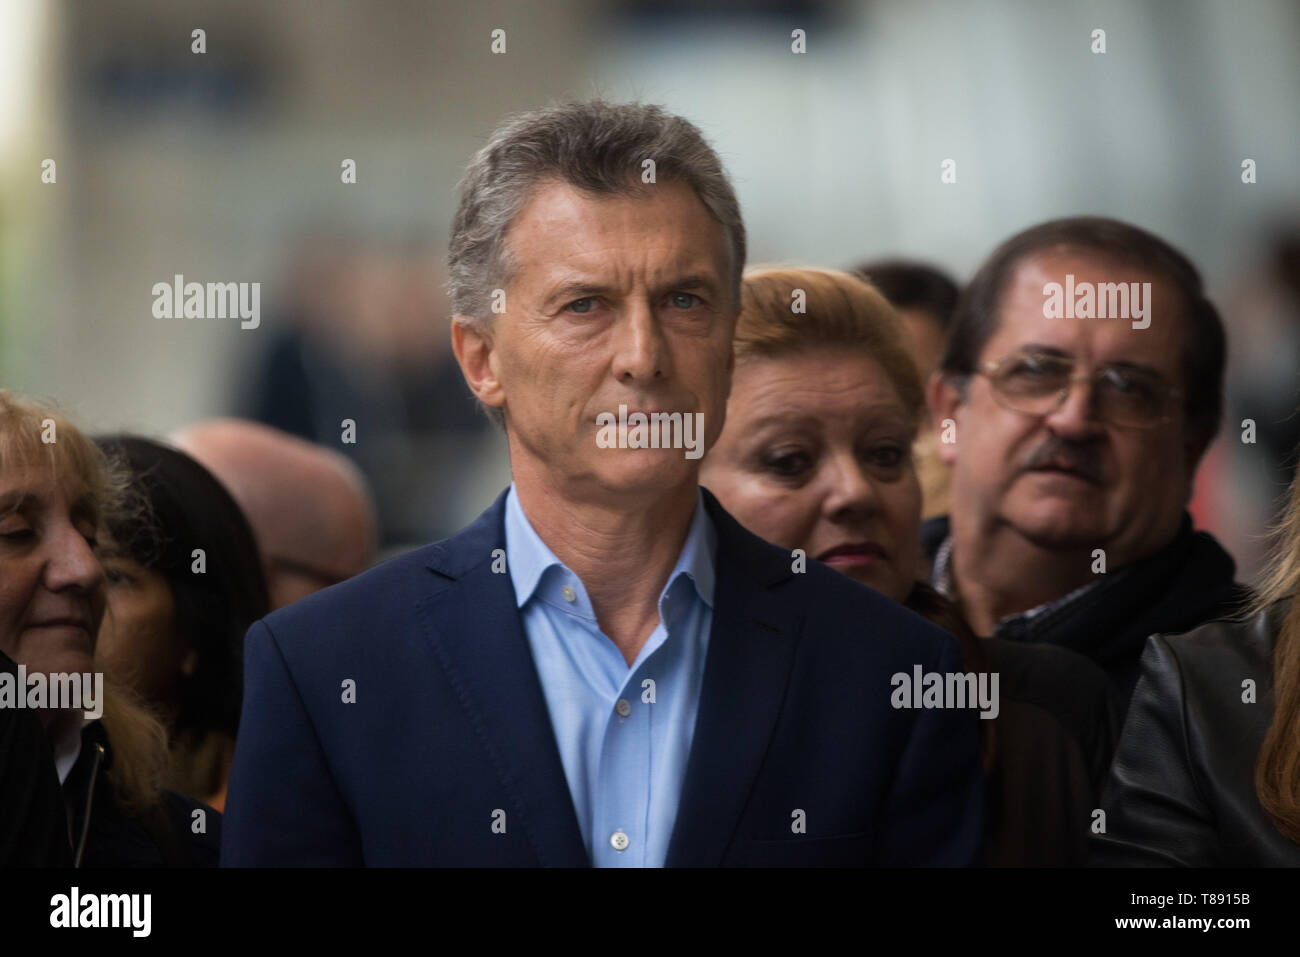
[1101,358,1166,377]
[1013,343,1073,358]
[541,280,617,310]
[541,274,724,310]
[657,274,722,296]
[1012,345,1166,378]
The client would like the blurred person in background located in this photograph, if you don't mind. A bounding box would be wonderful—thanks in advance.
[1093,452,1300,865]
[0,391,219,865]
[248,231,493,549]
[93,435,271,813]
[927,217,1251,709]
[1214,225,1300,583]
[701,266,1119,865]
[170,418,378,609]
[852,259,961,520]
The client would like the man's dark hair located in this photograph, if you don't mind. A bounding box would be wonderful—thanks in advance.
[852,259,961,330]
[938,216,1227,456]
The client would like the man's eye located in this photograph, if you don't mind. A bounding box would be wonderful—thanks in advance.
[567,297,598,314]
[668,292,702,309]
[1102,369,1155,396]
[1010,356,1056,376]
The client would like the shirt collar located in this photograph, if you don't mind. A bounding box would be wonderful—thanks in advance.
[53,717,89,785]
[931,530,1111,633]
[503,482,717,614]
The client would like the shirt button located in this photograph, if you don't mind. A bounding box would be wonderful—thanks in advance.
[561,585,576,602]
[615,698,632,717]
[609,830,630,852]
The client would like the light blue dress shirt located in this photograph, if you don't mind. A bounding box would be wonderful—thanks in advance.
[503,482,717,867]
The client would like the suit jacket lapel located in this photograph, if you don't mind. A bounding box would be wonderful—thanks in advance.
[418,489,589,867]
[665,489,804,866]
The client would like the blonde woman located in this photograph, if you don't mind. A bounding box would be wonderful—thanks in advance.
[0,390,219,866]
[702,267,1121,865]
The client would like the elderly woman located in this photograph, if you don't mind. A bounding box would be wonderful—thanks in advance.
[1093,455,1300,865]
[701,266,1121,865]
[0,390,218,865]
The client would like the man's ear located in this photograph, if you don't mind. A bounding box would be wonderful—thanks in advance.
[927,370,965,466]
[451,316,506,414]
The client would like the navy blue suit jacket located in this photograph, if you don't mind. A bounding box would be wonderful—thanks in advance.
[222,487,984,866]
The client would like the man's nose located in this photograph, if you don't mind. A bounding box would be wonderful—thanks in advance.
[1044,376,1106,438]
[611,300,669,383]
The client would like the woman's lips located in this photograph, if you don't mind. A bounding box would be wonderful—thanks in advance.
[816,543,887,567]
[25,620,94,642]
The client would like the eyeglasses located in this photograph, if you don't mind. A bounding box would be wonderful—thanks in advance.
[976,351,1182,428]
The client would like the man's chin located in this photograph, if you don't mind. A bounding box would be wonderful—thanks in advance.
[590,451,699,495]
[20,651,96,681]
[1004,501,1113,550]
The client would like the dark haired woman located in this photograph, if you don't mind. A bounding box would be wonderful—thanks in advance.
[94,436,271,813]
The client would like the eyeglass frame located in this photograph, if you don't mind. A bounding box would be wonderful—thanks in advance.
[974,349,1185,428]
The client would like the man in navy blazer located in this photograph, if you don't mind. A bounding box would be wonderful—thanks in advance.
[222,101,983,867]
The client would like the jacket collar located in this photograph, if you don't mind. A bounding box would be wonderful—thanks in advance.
[418,484,804,866]
[924,511,1248,669]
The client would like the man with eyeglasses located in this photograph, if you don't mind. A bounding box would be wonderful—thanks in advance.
[926,216,1251,709]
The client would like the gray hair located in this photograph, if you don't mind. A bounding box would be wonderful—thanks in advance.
[447,100,746,430]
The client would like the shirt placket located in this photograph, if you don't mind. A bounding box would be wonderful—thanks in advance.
[591,644,659,867]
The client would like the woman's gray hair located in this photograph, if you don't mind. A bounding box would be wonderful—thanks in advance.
[447,101,746,429]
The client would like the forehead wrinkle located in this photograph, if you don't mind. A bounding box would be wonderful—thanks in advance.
[511,181,727,298]
[741,376,911,430]
[537,258,725,311]
[737,352,900,395]
[994,276,1181,367]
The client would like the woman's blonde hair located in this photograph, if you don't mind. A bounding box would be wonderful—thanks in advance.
[0,390,127,522]
[1254,460,1300,844]
[98,678,170,813]
[0,389,169,812]
[735,266,926,431]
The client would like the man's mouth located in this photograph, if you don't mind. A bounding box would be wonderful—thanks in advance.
[1027,461,1101,484]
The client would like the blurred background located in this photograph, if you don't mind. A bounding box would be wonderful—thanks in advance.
[2,0,1297,575]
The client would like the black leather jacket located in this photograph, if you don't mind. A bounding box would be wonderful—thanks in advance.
[1090,600,1300,866]
[63,720,222,867]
